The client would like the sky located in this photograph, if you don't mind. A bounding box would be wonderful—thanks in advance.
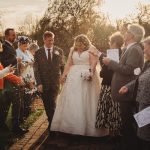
[101,0,150,21]
[0,0,149,29]
[0,0,48,29]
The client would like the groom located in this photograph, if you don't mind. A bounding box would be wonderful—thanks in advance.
[34,31,64,132]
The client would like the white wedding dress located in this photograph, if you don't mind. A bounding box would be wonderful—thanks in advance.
[51,50,108,137]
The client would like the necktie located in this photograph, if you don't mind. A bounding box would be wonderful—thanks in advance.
[47,49,51,64]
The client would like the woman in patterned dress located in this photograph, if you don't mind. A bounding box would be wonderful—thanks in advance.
[95,32,124,136]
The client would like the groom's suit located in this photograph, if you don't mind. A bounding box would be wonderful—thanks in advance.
[34,46,64,127]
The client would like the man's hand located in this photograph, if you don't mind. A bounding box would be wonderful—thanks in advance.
[37,84,43,93]
[102,57,110,65]
[119,86,128,94]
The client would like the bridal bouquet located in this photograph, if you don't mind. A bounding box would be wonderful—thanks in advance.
[81,69,92,81]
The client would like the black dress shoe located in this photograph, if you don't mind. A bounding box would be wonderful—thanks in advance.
[12,127,28,135]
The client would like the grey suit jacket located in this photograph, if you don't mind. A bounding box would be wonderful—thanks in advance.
[34,46,64,90]
[108,43,144,102]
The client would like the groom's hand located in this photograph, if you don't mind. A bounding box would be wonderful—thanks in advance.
[59,75,67,84]
[37,84,43,93]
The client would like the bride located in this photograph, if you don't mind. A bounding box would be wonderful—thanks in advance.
[50,34,108,137]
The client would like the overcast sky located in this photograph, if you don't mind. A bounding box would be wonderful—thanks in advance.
[0,0,48,29]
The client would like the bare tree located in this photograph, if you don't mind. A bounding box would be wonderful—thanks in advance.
[116,3,150,37]
[18,14,39,36]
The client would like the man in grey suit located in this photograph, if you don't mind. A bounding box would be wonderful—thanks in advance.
[103,24,145,150]
[34,31,64,135]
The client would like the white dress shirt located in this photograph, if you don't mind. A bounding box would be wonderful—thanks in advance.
[5,40,13,46]
[44,45,53,60]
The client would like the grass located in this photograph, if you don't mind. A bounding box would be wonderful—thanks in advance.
[21,109,44,129]
[0,105,44,150]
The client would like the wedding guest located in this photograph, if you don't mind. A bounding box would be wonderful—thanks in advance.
[0,28,27,134]
[0,63,23,127]
[27,42,39,98]
[34,31,65,136]
[95,32,123,137]
[50,34,108,137]
[28,42,39,82]
[102,24,145,150]
[0,41,16,78]
[0,65,15,78]
[119,36,150,150]
[28,42,39,56]
[16,36,34,120]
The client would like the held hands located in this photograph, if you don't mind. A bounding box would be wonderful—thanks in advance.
[59,75,67,84]
[119,86,128,94]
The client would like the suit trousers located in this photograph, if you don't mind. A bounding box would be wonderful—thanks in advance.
[41,85,59,127]
[119,101,138,150]
[0,86,21,128]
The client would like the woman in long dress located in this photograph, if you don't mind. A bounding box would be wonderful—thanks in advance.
[95,32,123,136]
[50,34,108,137]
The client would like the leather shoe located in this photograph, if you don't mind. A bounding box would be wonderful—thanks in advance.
[12,126,28,135]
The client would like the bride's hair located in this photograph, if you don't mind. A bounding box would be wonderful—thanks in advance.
[73,34,91,51]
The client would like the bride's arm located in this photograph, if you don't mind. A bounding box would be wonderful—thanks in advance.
[89,48,99,75]
[60,48,74,84]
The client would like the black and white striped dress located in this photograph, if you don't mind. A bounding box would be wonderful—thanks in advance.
[95,63,121,131]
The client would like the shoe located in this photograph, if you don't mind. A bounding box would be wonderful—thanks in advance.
[0,123,9,131]
[12,126,28,135]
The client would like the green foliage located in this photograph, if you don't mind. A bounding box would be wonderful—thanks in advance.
[32,0,115,55]
[21,109,44,129]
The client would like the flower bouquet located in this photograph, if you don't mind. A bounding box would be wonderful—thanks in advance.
[81,69,93,81]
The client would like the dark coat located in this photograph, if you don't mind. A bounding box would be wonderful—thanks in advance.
[0,41,17,67]
[108,43,144,102]
[126,61,150,141]
[34,46,64,90]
